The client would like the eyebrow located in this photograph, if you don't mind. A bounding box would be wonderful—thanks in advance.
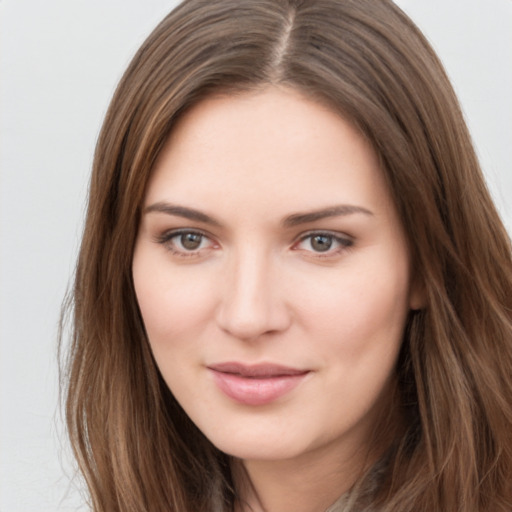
[144,202,222,226]
[144,201,373,228]
[282,204,373,227]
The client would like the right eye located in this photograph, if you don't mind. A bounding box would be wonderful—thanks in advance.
[156,229,216,257]
[175,232,206,251]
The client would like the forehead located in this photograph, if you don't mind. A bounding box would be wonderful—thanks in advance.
[145,86,392,216]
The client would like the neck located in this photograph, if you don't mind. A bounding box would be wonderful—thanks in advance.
[232,441,371,512]
[231,385,401,512]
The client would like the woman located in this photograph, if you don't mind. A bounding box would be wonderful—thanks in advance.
[62,0,512,510]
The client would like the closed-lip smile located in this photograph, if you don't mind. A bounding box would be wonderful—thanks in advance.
[207,362,310,405]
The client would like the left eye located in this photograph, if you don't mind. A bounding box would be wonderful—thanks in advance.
[295,233,352,254]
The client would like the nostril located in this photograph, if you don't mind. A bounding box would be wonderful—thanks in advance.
[215,292,291,341]
[215,255,292,340]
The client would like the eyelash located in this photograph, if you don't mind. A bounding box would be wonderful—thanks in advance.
[155,229,354,258]
[155,229,216,258]
[293,231,354,257]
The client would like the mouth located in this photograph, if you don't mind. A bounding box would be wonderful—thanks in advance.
[207,362,310,405]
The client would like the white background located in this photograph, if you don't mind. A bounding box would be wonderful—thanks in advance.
[0,1,510,511]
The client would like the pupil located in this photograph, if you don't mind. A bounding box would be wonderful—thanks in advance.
[181,233,202,250]
[311,235,332,252]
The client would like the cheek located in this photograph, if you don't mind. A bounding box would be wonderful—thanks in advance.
[293,260,411,358]
[296,265,410,420]
[132,247,216,348]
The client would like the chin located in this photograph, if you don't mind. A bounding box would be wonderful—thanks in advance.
[215,439,306,462]
[201,422,321,462]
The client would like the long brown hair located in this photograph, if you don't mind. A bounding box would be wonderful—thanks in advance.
[61,0,512,510]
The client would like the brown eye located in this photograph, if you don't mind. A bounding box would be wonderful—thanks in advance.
[156,230,213,256]
[310,235,333,252]
[180,232,203,250]
[294,232,353,255]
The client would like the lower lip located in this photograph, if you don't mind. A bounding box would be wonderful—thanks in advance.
[209,370,309,406]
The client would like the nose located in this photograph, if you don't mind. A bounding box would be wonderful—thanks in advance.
[215,248,292,341]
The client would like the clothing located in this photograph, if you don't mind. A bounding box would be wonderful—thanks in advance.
[324,455,387,512]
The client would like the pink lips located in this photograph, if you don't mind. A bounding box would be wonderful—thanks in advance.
[208,362,310,406]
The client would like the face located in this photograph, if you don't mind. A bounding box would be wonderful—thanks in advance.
[132,87,421,466]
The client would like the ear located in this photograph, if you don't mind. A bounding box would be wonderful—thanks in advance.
[409,275,426,311]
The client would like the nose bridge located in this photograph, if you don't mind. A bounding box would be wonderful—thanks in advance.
[216,243,289,340]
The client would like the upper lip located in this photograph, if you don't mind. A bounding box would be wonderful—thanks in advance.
[207,362,309,378]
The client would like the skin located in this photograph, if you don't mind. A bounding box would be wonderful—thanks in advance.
[132,87,423,512]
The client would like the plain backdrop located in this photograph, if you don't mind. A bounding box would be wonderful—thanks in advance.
[1,1,511,511]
